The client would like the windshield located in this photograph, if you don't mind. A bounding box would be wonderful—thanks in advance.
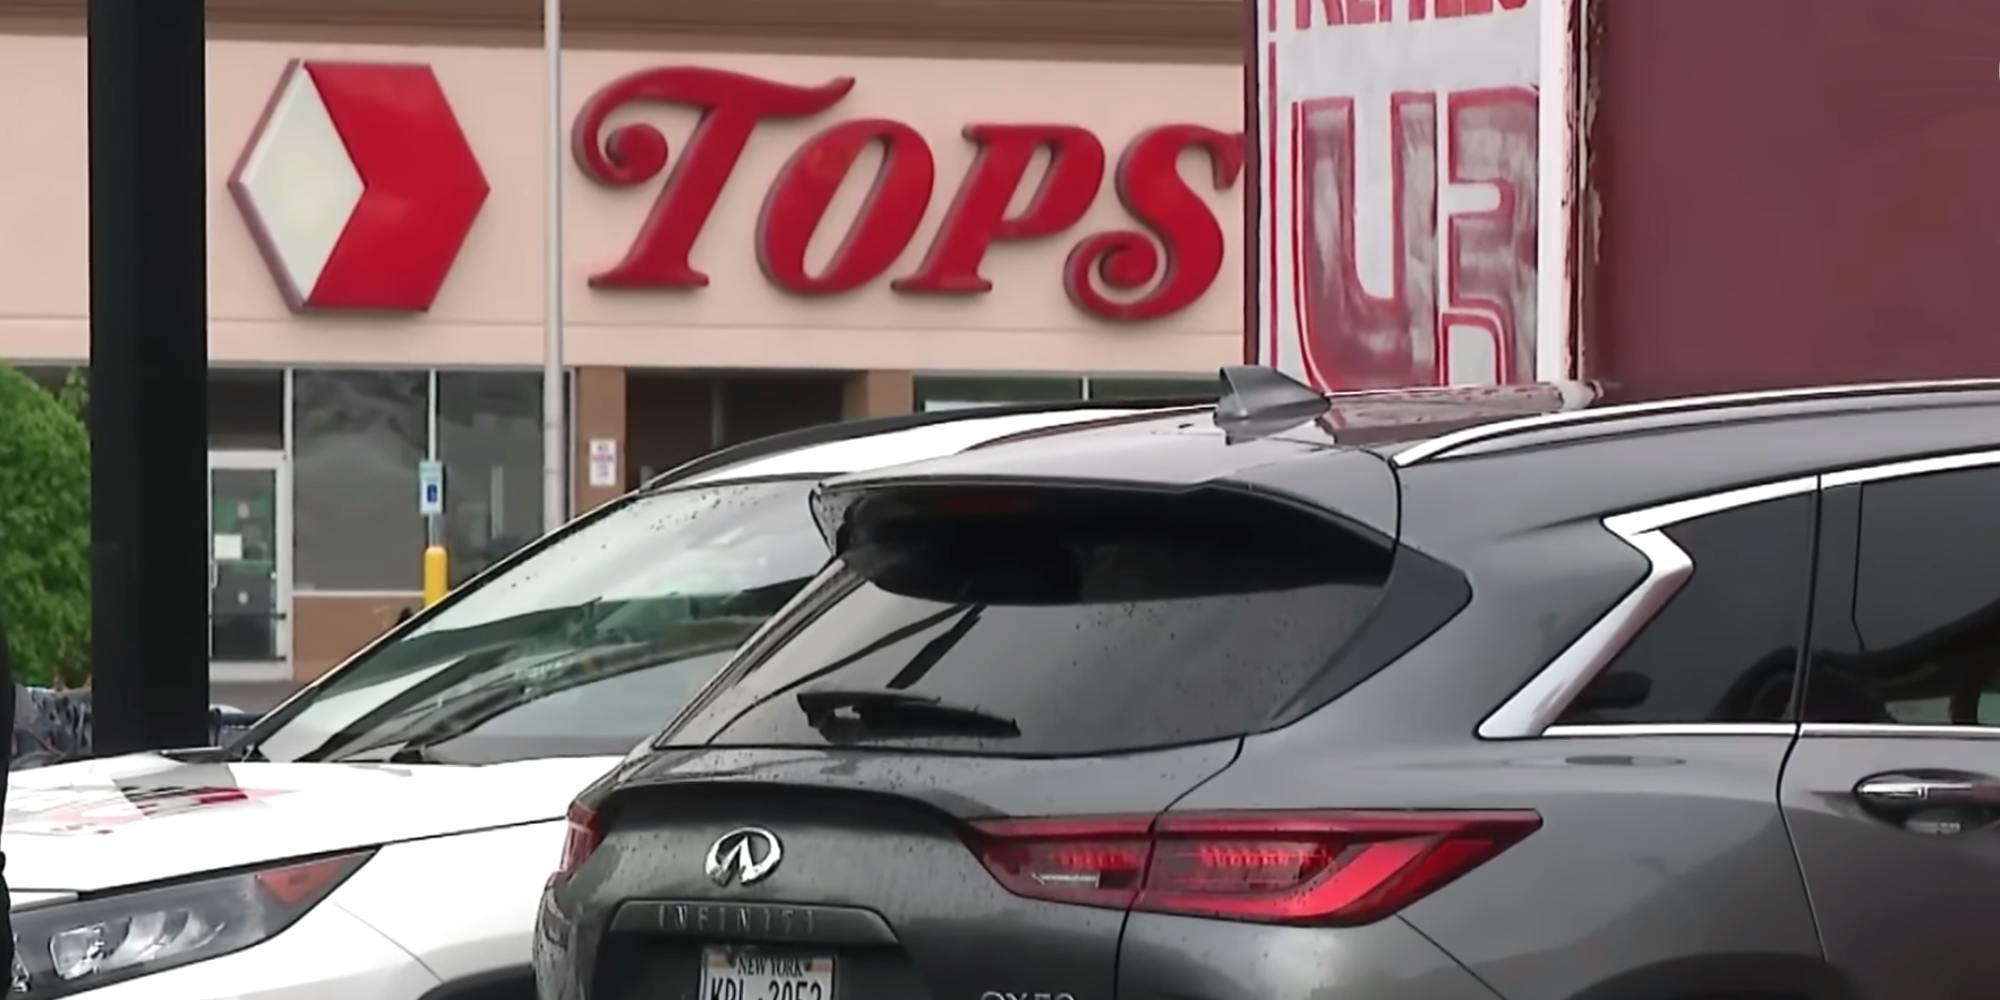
[239,478,827,765]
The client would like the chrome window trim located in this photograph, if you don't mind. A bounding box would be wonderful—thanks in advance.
[1394,378,2000,467]
[1477,475,1821,740]
[1478,445,2000,742]
[1803,723,2000,739]
[1820,447,2000,488]
[1473,530,1693,740]
[1543,723,1798,738]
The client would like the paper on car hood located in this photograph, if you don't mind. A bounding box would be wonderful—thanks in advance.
[4,752,618,895]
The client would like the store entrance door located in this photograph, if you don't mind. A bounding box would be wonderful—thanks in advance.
[208,450,291,682]
[625,372,848,485]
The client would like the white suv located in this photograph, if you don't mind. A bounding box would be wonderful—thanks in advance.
[3,400,1194,1000]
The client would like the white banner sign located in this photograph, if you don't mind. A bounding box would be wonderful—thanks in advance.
[1250,0,1570,390]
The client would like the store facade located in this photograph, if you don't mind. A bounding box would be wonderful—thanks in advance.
[0,10,1243,683]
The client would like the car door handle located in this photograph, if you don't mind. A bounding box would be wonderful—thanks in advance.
[1854,772,2000,813]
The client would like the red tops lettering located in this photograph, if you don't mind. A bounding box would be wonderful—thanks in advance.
[571,66,1243,322]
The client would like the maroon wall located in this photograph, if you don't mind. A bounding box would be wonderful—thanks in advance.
[1585,1,2000,394]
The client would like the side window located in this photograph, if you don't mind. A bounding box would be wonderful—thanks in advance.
[1806,467,2000,727]
[1556,493,1815,726]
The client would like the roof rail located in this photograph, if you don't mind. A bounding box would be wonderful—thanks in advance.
[1392,378,2000,467]
[642,395,1215,490]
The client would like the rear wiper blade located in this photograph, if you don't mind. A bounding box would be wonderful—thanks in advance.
[796,688,1020,739]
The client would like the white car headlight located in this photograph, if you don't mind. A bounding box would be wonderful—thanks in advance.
[10,851,372,998]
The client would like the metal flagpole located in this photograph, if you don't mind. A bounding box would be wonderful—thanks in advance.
[541,0,566,533]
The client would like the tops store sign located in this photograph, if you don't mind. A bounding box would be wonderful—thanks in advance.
[232,61,1242,323]
[573,67,1244,323]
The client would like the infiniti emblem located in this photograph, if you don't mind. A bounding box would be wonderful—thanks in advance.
[704,827,783,887]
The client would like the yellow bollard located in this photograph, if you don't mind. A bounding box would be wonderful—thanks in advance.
[423,544,449,607]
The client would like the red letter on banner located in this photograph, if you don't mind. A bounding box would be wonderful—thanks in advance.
[1440,87,1538,384]
[1289,94,1440,389]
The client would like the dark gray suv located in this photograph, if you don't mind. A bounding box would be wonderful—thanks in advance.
[534,370,2000,1000]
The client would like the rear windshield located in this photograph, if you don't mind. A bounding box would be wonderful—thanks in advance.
[668,486,1393,756]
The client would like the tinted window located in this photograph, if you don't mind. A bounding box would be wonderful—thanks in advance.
[239,479,827,765]
[1807,468,2000,726]
[1556,494,1814,726]
[669,487,1393,756]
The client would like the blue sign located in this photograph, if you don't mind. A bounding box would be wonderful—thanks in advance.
[418,460,445,516]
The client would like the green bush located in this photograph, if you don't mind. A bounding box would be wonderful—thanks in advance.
[0,363,90,686]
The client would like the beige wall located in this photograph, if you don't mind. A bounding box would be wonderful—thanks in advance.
[2,0,1241,56]
[0,34,1243,375]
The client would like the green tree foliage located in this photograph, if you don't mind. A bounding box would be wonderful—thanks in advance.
[0,363,90,686]
[57,367,88,423]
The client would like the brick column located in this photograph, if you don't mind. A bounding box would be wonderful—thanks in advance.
[844,369,915,420]
[572,366,628,514]
[293,595,418,683]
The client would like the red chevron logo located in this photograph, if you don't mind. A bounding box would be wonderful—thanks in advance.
[231,60,490,312]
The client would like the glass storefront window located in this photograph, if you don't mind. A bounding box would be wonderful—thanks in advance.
[438,371,545,586]
[13,365,287,446]
[913,373,1217,412]
[914,375,1083,412]
[718,374,846,447]
[294,369,428,592]
[209,369,284,449]
[1087,375,1218,402]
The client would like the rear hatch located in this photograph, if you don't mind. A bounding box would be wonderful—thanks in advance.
[560,454,1431,1000]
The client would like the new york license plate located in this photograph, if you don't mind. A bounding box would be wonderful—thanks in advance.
[699,948,834,1000]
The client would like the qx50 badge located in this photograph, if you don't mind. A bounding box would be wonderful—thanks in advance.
[705,827,783,887]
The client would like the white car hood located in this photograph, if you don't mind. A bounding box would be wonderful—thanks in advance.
[4,752,619,895]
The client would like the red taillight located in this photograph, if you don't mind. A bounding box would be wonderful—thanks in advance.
[549,801,605,889]
[967,810,1539,925]
[968,816,1153,908]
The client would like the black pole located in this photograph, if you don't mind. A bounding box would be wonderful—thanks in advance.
[88,0,210,754]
